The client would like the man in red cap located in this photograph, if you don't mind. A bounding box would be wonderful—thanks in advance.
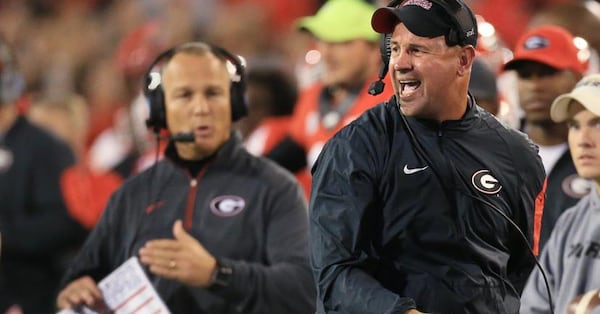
[309,0,546,313]
[503,25,590,250]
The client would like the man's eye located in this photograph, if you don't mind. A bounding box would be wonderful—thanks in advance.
[206,90,220,98]
[175,91,191,99]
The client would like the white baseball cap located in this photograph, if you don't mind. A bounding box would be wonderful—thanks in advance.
[551,74,600,122]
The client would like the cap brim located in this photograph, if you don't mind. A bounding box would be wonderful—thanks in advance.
[371,7,399,34]
[503,52,574,73]
[551,88,600,122]
[550,94,575,122]
[371,6,448,38]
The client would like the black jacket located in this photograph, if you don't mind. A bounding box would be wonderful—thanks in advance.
[310,97,546,314]
[61,134,315,313]
[0,116,86,313]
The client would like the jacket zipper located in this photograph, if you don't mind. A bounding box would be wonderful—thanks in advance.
[184,167,208,231]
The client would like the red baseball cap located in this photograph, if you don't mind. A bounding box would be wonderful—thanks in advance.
[503,25,587,74]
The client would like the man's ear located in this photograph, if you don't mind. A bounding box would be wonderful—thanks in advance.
[458,46,476,77]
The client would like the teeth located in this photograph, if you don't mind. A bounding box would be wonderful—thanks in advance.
[399,80,420,93]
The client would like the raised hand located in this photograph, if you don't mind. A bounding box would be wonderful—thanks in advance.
[139,220,217,287]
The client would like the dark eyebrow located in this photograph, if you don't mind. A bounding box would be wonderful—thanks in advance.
[566,116,600,126]
[589,117,600,125]
[389,41,429,51]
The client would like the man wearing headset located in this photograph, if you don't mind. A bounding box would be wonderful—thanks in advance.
[309,0,546,313]
[56,42,315,313]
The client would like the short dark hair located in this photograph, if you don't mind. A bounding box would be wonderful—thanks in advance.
[247,68,297,116]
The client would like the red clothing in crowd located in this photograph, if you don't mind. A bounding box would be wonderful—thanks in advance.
[60,163,123,229]
[289,78,394,197]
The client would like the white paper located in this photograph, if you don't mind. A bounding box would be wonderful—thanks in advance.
[57,257,171,314]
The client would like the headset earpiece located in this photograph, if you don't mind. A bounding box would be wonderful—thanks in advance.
[211,46,248,122]
[446,29,460,47]
[431,0,478,48]
[143,42,248,134]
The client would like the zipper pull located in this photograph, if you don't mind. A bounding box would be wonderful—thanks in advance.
[190,178,197,187]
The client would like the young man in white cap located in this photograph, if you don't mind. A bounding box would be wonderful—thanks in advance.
[521,74,600,314]
[309,0,546,313]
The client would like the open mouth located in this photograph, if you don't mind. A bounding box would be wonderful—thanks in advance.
[399,80,421,96]
[194,125,212,137]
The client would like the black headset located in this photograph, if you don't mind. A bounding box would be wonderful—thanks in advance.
[369,0,478,96]
[0,36,24,106]
[143,42,248,134]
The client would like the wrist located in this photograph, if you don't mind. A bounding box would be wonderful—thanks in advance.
[209,258,233,288]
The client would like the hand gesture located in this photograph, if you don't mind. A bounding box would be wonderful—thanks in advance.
[139,220,217,287]
[56,276,106,312]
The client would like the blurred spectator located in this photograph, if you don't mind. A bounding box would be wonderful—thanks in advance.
[528,1,600,57]
[469,57,500,116]
[528,0,600,75]
[222,0,318,31]
[502,25,591,249]
[28,94,123,230]
[471,14,522,128]
[76,56,129,148]
[237,66,298,156]
[266,0,393,198]
[470,0,573,49]
[28,94,89,157]
[0,37,86,314]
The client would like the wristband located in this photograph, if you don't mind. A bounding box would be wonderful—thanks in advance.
[210,259,233,288]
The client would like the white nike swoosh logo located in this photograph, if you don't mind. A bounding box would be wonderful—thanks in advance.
[403,164,429,174]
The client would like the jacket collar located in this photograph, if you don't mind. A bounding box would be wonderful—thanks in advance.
[164,131,244,168]
[391,93,482,135]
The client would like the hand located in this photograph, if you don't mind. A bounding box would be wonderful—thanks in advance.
[56,276,105,311]
[4,305,23,314]
[406,310,429,314]
[139,220,217,287]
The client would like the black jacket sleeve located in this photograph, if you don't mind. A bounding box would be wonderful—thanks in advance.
[309,130,416,314]
[506,131,547,293]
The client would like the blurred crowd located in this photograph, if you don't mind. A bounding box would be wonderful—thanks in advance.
[1,0,600,178]
[1,0,600,312]
[0,0,320,177]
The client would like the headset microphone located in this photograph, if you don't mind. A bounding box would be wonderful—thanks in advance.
[368,81,385,96]
[168,132,196,143]
[369,32,392,96]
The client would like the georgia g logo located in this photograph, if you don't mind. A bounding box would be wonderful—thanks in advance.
[210,195,246,217]
[471,169,502,194]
